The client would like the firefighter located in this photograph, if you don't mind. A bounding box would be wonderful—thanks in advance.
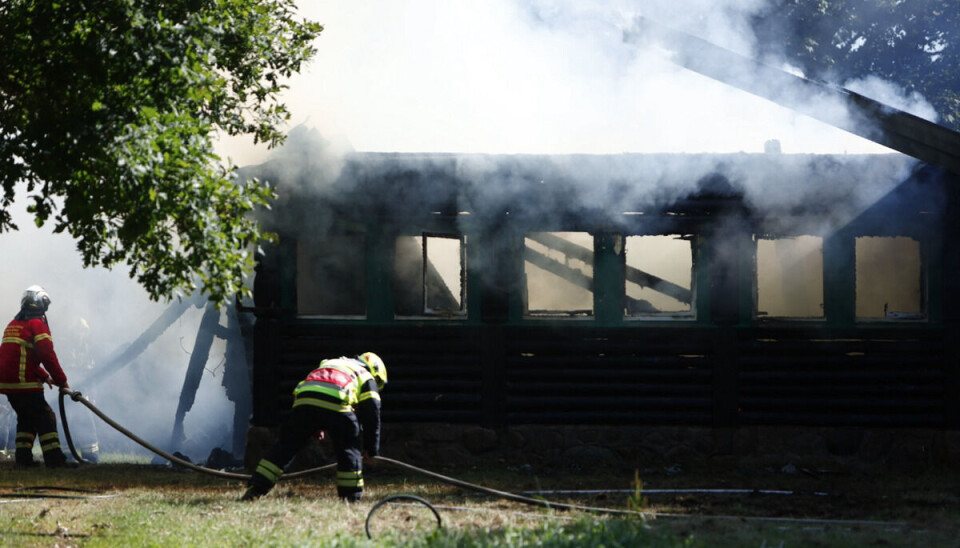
[0,286,73,468]
[242,352,387,502]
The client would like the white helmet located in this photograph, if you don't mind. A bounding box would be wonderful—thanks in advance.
[20,285,51,315]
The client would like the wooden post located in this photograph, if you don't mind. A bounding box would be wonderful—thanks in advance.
[823,229,855,327]
[594,233,625,325]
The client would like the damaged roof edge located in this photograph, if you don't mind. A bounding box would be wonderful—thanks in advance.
[627,16,960,176]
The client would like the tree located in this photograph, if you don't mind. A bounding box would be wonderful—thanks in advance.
[0,0,322,304]
[751,0,960,131]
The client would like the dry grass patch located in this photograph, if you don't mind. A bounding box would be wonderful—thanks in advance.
[2,460,959,547]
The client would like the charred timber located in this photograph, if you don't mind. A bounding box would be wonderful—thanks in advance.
[525,232,693,304]
[626,16,960,176]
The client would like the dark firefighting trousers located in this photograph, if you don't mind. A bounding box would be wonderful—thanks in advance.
[248,405,364,501]
[4,392,67,466]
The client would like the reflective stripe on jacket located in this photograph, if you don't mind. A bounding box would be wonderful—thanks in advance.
[0,318,67,393]
[292,356,383,456]
[293,357,379,412]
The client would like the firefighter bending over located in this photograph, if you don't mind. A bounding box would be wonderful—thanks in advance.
[0,286,73,468]
[243,352,387,502]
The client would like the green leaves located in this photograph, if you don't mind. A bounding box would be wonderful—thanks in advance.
[0,0,320,304]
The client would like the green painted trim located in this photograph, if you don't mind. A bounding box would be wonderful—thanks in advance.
[365,225,394,322]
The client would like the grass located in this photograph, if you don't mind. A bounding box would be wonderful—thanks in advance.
[1,457,959,547]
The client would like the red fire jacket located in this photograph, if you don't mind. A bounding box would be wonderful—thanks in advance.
[0,317,68,393]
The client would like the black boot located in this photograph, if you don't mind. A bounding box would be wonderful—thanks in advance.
[15,448,38,468]
[338,488,363,503]
[241,484,270,501]
[44,450,78,468]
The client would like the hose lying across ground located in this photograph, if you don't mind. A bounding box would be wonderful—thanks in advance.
[58,388,335,480]
[57,387,648,518]
[372,456,647,517]
[58,387,913,529]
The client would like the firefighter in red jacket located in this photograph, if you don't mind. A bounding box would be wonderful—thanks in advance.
[0,286,72,468]
[243,352,387,502]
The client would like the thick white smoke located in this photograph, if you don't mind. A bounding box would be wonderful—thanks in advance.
[219,1,932,238]
[216,0,935,308]
[219,0,933,164]
[0,206,245,464]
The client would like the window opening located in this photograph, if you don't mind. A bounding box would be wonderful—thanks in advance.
[855,236,925,321]
[296,235,366,317]
[624,235,694,318]
[755,235,824,319]
[524,231,594,317]
[394,233,466,317]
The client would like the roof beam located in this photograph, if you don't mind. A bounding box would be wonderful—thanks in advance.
[625,16,960,176]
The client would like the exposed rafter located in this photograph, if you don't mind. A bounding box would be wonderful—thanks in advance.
[625,16,960,176]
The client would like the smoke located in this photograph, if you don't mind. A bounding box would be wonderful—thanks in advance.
[219,0,928,164]
[0,206,247,464]
[219,1,930,231]
[844,75,939,122]
[212,0,949,324]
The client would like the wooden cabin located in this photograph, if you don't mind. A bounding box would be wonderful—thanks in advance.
[241,28,960,467]
[240,143,960,464]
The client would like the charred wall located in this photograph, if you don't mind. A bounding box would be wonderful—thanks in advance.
[245,153,960,439]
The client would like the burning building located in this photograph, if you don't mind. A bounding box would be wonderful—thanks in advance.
[239,24,960,469]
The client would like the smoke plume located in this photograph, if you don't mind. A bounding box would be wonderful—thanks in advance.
[0,207,247,464]
[221,1,931,236]
[220,0,936,163]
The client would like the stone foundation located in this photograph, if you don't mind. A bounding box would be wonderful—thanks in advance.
[244,424,960,475]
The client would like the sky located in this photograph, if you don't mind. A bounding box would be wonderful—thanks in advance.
[216,0,939,165]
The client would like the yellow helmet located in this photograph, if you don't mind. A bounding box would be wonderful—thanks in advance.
[358,352,387,390]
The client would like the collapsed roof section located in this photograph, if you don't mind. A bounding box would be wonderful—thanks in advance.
[624,16,960,176]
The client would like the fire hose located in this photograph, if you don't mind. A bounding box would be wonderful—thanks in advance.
[52,388,918,536]
[56,387,651,520]
[57,387,334,480]
[371,455,648,517]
